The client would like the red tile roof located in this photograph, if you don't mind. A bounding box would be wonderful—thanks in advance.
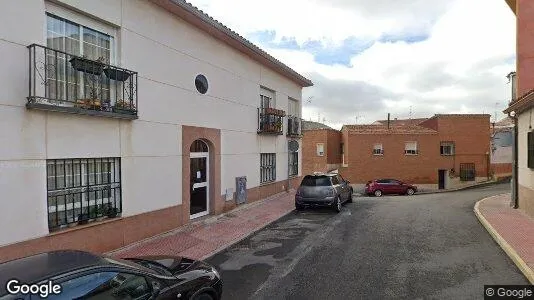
[343,125,437,135]
[372,118,428,126]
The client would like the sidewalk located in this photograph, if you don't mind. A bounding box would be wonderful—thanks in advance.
[107,191,296,261]
[474,193,534,284]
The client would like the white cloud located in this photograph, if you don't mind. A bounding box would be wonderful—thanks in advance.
[188,0,516,129]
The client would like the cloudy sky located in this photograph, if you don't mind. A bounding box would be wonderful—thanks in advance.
[189,0,516,129]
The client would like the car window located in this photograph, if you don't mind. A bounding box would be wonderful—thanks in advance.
[48,272,151,300]
[301,176,331,186]
[331,176,339,185]
[377,179,388,184]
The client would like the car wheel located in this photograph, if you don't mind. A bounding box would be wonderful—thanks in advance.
[192,293,214,300]
[347,188,353,203]
[406,188,415,196]
[374,190,383,197]
[333,196,342,213]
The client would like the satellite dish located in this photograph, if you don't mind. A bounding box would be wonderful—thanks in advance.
[288,140,299,151]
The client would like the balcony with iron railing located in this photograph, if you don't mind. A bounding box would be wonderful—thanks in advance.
[257,107,286,135]
[287,115,302,138]
[27,44,138,119]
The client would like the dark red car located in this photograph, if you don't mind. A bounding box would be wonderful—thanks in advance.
[365,179,417,197]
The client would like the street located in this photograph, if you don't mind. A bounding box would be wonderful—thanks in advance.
[207,183,528,299]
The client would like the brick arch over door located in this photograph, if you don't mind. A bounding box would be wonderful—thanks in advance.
[181,126,222,223]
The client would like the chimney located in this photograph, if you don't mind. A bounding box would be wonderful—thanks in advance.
[387,113,390,129]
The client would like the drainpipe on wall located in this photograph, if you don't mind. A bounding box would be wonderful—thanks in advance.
[511,111,518,208]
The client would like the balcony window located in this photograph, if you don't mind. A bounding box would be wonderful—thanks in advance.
[47,158,121,231]
[27,13,138,119]
[440,141,455,156]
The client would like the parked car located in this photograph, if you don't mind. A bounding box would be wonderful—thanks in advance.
[0,250,222,300]
[365,179,417,197]
[295,173,353,212]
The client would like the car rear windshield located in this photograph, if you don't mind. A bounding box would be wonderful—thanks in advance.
[301,176,331,186]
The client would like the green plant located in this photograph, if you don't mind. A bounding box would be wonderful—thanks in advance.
[115,99,136,110]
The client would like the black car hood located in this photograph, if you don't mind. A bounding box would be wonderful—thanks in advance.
[131,256,202,274]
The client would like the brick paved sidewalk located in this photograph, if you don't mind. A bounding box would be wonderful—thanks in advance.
[475,193,534,283]
[107,191,296,261]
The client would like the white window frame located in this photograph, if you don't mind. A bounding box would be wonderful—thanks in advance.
[288,97,300,117]
[440,141,455,156]
[405,141,418,155]
[373,143,384,155]
[317,143,325,156]
[260,87,276,108]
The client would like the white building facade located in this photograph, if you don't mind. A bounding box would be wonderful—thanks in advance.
[0,0,311,260]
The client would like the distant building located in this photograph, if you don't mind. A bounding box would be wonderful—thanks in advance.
[302,121,342,175]
[337,114,492,190]
[491,117,514,180]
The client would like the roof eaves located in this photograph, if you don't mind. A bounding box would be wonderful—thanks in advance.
[164,0,313,87]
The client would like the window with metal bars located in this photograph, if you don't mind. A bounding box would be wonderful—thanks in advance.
[260,153,276,183]
[289,152,298,177]
[459,163,476,181]
[46,158,121,231]
[528,131,534,169]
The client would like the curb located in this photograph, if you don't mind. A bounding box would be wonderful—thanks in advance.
[201,207,295,261]
[474,195,534,284]
[416,180,503,195]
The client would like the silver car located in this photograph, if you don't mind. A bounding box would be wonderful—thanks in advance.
[295,173,353,213]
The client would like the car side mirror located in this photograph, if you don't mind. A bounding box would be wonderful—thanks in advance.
[150,282,161,299]
[345,180,350,184]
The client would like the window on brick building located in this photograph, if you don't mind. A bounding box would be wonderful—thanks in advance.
[405,142,418,155]
[317,143,324,156]
[528,131,534,169]
[289,152,298,177]
[440,141,455,156]
[373,144,384,155]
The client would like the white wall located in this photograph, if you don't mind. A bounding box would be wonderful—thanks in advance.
[0,0,305,245]
[517,109,534,188]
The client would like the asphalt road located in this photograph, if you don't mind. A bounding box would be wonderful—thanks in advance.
[207,183,529,299]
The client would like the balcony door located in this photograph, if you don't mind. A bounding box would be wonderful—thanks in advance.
[190,140,209,219]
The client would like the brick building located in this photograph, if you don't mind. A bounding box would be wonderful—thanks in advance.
[339,114,491,190]
[302,121,342,175]
[503,0,534,217]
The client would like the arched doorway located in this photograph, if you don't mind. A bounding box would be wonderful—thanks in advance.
[190,139,209,219]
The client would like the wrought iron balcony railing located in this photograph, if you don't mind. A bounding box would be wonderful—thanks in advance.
[257,107,285,135]
[27,44,138,119]
[287,115,302,137]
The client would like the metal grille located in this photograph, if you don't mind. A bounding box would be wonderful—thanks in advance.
[260,153,276,183]
[289,152,298,177]
[46,158,121,230]
[459,163,476,181]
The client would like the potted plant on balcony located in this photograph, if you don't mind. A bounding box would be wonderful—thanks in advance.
[113,99,137,115]
[104,68,133,82]
[75,88,102,110]
[275,119,283,132]
[69,56,106,75]
[77,212,89,225]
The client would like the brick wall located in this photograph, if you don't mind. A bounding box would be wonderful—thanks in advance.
[340,115,491,185]
[326,130,342,164]
[302,130,327,175]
